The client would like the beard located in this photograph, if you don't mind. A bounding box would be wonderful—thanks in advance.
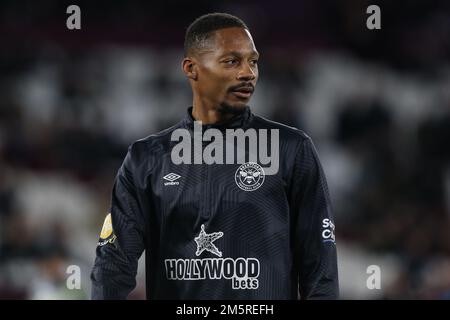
[217,101,248,116]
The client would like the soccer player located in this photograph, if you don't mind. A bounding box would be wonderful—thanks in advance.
[91,12,339,299]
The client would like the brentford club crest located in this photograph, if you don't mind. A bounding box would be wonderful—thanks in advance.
[235,162,265,191]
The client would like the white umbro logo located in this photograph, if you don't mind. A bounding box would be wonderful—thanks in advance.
[163,173,181,186]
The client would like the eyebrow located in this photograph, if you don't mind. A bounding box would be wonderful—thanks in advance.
[220,50,260,58]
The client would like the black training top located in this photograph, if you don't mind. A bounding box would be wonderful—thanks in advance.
[91,106,339,300]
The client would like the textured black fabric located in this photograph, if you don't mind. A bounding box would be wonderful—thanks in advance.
[91,107,339,300]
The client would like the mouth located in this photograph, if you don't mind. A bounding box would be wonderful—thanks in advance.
[231,87,254,99]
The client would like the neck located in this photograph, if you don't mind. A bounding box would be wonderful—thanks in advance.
[191,95,235,125]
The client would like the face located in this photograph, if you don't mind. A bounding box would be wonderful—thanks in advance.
[186,27,259,114]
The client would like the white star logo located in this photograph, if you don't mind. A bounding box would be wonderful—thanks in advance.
[194,224,224,257]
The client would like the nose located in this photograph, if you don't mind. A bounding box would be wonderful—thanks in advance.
[237,62,256,81]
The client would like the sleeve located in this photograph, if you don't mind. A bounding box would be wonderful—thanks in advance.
[90,144,147,299]
[289,136,339,299]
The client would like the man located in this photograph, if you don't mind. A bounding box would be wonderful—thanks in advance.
[91,12,339,299]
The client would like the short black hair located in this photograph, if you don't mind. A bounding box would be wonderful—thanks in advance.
[184,13,249,56]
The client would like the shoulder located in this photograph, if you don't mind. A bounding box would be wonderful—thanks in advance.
[132,121,182,150]
[125,120,184,167]
[252,114,312,146]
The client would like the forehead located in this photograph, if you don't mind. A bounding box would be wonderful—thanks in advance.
[208,27,257,55]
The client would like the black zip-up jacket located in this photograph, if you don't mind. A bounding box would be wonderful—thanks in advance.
[91,106,339,299]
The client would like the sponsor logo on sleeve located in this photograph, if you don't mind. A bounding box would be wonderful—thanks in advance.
[322,218,336,244]
[97,213,116,246]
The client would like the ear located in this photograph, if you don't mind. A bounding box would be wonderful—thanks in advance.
[182,57,198,80]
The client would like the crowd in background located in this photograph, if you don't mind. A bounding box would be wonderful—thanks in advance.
[0,0,449,299]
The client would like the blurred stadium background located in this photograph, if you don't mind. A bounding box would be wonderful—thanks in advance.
[0,0,449,299]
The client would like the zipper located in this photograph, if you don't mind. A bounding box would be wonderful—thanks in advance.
[201,155,211,220]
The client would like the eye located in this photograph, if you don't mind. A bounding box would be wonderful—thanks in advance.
[250,59,258,65]
[224,59,238,65]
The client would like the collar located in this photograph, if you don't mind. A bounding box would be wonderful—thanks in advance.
[182,106,253,131]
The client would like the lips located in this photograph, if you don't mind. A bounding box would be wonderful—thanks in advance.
[231,86,254,99]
